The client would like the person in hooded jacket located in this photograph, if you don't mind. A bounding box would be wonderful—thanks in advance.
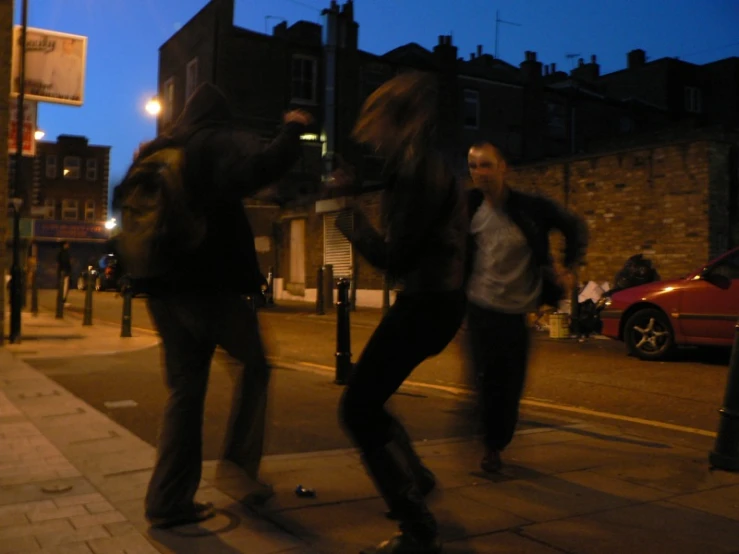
[132,83,312,529]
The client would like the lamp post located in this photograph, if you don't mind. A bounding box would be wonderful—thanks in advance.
[145,97,161,117]
[9,0,29,344]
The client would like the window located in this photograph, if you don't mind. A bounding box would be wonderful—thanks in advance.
[291,55,317,104]
[61,199,78,220]
[684,86,703,114]
[44,197,55,219]
[323,211,353,278]
[63,156,81,179]
[163,78,175,124]
[463,89,480,129]
[710,253,739,280]
[185,58,199,101]
[86,158,98,181]
[45,155,57,178]
[84,200,95,222]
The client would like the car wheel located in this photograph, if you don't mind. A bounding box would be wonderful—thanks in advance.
[95,276,103,291]
[77,276,85,290]
[624,308,675,361]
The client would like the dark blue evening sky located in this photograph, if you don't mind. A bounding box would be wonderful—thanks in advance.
[15,0,739,196]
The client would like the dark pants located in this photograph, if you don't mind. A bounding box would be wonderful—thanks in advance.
[465,302,530,452]
[340,289,466,455]
[144,292,270,517]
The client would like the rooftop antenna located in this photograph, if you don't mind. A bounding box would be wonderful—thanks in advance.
[565,53,581,69]
[495,10,522,59]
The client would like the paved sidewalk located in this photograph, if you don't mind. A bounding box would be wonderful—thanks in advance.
[2,311,739,553]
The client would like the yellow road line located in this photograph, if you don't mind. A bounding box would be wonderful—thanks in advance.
[289,361,718,439]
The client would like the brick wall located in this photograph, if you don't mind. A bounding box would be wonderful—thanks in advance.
[509,139,733,284]
[0,1,13,343]
[274,137,735,302]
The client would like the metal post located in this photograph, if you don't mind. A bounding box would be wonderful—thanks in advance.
[335,278,353,385]
[710,317,739,471]
[323,264,334,309]
[82,270,93,326]
[121,277,132,338]
[382,274,390,315]
[265,266,275,305]
[570,270,580,338]
[55,273,65,319]
[9,0,29,344]
[30,265,38,316]
[316,266,325,315]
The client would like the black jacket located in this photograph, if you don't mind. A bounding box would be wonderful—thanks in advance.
[341,155,467,293]
[128,83,305,294]
[466,187,588,308]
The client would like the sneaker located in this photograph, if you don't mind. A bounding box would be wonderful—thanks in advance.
[481,450,502,473]
[147,501,215,529]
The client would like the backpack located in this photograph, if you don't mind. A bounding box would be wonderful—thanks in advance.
[113,139,206,280]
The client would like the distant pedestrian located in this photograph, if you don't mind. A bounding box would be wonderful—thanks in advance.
[464,142,588,473]
[114,83,312,529]
[334,72,467,554]
[56,241,71,305]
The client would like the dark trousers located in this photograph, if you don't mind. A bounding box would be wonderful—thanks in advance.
[465,302,530,452]
[340,290,466,455]
[144,292,270,517]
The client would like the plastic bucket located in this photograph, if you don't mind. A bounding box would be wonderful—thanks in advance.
[549,312,570,339]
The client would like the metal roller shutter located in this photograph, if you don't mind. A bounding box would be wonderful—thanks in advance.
[323,210,353,278]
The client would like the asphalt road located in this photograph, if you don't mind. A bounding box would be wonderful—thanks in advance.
[31,289,733,455]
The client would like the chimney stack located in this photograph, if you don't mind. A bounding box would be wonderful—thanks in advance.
[477,44,483,57]
[627,49,646,69]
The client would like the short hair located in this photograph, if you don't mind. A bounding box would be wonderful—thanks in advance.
[469,141,506,161]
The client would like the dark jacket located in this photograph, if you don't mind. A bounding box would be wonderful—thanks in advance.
[128,83,305,294]
[340,155,467,293]
[466,186,588,308]
[57,248,71,274]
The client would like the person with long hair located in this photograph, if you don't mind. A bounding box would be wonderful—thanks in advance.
[334,72,467,554]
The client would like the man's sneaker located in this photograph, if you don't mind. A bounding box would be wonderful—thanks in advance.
[481,450,502,473]
[147,501,215,529]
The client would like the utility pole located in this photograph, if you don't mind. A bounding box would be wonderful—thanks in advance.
[494,10,522,59]
[10,0,29,344]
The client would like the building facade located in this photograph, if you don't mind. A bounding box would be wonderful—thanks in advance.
[157,0,739,306]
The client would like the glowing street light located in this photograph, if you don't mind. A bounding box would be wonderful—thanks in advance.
[145,97,161,117]
[34,129,45,140]
[104,218,117,230]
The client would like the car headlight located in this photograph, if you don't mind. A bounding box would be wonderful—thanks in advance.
[595,296,612,310]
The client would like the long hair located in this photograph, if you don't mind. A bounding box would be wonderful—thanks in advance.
[352,71,439,171]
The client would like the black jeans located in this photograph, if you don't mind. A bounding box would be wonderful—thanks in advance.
[465,302,530,452]
[145,292,270,517]
[340,290,466,455]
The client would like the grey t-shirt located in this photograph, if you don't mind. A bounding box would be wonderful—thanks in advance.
[467,198,542,313]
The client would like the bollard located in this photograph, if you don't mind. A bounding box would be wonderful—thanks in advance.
[55,273,65,319]
[265,266,275,305]
[709,317,739,471]
[316,266,325,315]
[82,270,94,326]
[335,278,353,385]
[382,274,390,315]
[323,265,334,309]
[120,277,133,338]
[30,267,38,317]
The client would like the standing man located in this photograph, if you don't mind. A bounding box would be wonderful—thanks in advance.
[465,142,587,473]
[56,241,71,306]
[116,83,312,529]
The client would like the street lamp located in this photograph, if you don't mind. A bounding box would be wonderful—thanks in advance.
[145,97,161,117]
[104,218,117,230]
[34,129,45,140]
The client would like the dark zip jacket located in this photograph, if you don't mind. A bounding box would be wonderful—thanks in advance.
[466,186,588,308]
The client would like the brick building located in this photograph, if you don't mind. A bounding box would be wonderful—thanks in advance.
[157,0,739,307]
[9,134,111,223]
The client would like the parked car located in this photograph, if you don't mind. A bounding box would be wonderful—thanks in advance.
[598,247,739,360]
[77,253,123,292]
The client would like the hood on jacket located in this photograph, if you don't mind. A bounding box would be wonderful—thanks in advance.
[172,82,232,130]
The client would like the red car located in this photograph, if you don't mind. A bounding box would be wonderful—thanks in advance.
[599,247,739,360]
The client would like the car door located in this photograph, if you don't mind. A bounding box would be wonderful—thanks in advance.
[678,251,739,344]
